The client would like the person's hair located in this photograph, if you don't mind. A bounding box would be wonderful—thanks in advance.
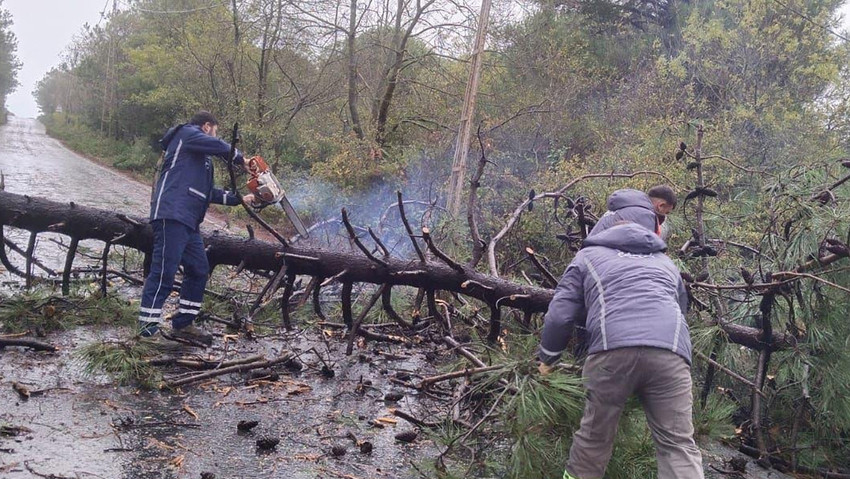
[189,111,219,127]
[648,185,677,209]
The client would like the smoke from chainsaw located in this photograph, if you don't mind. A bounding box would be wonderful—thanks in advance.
[269,153,447,258]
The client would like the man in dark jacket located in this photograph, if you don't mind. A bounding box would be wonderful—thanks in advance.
[138,111,246,345]
[539,190,703,479]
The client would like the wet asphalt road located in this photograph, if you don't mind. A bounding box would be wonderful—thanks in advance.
[0,116,151,214]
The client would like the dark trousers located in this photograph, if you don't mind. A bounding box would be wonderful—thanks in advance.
[138,219,208,329]
[566,347,704,479]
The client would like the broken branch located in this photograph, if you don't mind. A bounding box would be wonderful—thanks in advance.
[525,247,558,288]
[397,191,426,262]
[165,353,295,388]
[0,337,58,352]
[422,227,464,273]
[419,365,504,389]
[342,208,388,267]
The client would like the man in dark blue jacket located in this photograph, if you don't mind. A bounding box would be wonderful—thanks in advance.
[138,111,246,346]
[539,190,703,479]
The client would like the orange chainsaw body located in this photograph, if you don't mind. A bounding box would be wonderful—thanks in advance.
[245,156,284,207]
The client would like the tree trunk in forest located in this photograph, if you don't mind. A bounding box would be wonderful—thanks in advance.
[373,0,435,146]
[347,0,365,140]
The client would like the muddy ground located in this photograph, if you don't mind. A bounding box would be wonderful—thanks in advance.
[1,322,443,479]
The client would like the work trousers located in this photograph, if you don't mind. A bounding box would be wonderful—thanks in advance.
[566,347,704,479]
[138,219,209,329]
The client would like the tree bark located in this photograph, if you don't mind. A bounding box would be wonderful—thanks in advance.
[347,0,364,139]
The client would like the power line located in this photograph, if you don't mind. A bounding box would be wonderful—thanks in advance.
[120,0,227,15]
[95,0,111,28]
[769,0,849,43]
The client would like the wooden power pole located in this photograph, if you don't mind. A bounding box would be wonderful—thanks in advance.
[446,0,492,216]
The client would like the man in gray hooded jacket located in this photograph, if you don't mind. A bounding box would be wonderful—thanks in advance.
[589,188,662,237]
[539,189,703,479]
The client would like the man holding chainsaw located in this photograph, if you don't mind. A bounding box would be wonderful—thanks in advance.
[138,111,252,345]
[538,190,703,479]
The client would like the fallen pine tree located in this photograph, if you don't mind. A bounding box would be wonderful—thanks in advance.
[0,189,791,350]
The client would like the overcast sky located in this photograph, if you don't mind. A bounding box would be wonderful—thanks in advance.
[3,0,850,119]
[4,0,109,118]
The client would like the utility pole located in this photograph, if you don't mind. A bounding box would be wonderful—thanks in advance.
[446,0,492,216]
[100,0,118,135]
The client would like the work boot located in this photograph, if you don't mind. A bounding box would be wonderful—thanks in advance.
[167,324,213,347]
[138,321,160,337]
[137,334,186,353]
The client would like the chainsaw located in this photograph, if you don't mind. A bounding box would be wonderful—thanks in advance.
[245,155,309,237]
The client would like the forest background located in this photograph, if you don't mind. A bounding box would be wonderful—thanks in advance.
[2,0,850,477]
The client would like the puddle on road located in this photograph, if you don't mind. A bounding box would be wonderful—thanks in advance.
[1,326,444,478]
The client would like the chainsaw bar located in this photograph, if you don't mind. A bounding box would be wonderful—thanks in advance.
[278,194,309,238]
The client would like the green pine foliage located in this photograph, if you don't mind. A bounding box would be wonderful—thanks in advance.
[0,0,20,122]
[75,340,162,389]
[0,289,136,334]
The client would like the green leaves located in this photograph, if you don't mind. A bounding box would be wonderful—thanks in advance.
[0,0,21,118]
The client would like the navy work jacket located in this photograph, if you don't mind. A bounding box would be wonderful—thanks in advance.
[150,123,244,230]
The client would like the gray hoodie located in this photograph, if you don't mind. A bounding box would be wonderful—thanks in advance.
[539,195,691,365]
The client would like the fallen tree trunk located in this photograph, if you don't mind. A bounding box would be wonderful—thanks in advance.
[0,191,788,349]
[0,191,549,311]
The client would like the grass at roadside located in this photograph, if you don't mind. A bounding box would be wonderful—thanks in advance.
[40,113,158,184]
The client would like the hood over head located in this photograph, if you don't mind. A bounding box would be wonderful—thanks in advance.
[607,188,655,213]
[595,189,657,234]
[583,222,667,254]
[159,123,188,151]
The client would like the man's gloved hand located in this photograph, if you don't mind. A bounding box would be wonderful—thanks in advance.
[538,362,555,376]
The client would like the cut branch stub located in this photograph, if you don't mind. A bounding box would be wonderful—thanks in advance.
[396,191,425,262]
[421,227,464,273]
[341,281,354,328]
[525,247,558,288]
[342,208,388,267]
